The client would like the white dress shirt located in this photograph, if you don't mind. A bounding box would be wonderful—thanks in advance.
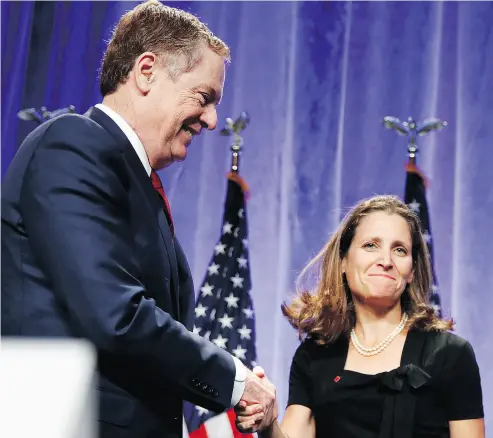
[94,103,246,407]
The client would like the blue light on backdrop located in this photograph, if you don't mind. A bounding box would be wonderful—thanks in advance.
[2,1,492,426]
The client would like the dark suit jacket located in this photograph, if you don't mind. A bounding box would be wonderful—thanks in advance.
[1,107,236,438]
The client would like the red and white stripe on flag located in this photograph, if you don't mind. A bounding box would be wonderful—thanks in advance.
[183,409,256,438]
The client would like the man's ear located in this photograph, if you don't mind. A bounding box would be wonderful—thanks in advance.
[135,52,157,93]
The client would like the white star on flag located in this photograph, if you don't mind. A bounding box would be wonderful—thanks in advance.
[230,273,244,288]
[242,308,254,319]
[232,346,247,360]
[237,256,247,269]
[195,303,208,318]
[195,406,209,416]
[217,314,234,329]
[222,222,233,234]
[214,243,226,255]
[192,325,201,335]
[408,199,420,212]
[207,264,220,276]
[224,293,239,308]
[212,334,228,349]
[238,208,244,218]
[237,324,252,340]
[200,283,214,296]
[431,284,439,293]
[242,238,248,249]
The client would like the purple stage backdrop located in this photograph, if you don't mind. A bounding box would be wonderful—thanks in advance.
[2,1,492,428]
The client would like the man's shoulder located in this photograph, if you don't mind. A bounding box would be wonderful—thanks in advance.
[42,112,114,144]
[24,112,125,163]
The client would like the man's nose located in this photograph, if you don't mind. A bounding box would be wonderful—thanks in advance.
[200,106,218,131]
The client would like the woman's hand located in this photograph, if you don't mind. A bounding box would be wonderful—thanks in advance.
[235,366,278,433]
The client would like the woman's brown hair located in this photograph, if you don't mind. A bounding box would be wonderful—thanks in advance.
[281,195,453,344]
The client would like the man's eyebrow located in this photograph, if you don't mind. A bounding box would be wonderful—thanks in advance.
[195,84,222,104]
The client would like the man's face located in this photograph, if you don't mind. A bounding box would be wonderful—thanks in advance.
[133,47,225,169]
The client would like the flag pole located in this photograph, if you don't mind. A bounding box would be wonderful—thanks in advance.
[185,114,257,436]
[382,115,446,316]
[220,112,250,195]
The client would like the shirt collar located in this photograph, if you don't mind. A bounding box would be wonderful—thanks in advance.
[95,103,152,176]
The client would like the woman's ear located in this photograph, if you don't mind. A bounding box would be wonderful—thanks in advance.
[408,269,414,284]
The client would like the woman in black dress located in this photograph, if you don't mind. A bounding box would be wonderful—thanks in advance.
[236,195,485,438]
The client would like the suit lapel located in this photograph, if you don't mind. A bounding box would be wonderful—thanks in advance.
[86,107,181,318]
[123,147,181,319]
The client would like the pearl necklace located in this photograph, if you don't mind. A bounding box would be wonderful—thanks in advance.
[350,313,409,357]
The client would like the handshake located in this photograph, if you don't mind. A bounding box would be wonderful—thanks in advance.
[234,366,278,433]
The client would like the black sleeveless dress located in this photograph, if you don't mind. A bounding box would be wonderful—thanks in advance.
[287,329,483,438]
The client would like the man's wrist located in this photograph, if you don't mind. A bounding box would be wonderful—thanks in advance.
[230,356,246,407]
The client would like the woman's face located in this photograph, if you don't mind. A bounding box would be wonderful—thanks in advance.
[342,212,414,308]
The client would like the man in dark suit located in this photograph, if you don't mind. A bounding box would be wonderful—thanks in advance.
[1,1,275,437]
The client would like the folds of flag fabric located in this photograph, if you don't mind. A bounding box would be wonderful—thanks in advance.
[184,176,257,438]
[404,166,442,316]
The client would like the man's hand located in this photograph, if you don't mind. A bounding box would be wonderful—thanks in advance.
[234,366,278,433]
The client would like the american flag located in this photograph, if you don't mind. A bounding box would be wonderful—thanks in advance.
[183,177,257,438]
[404,166,442,316]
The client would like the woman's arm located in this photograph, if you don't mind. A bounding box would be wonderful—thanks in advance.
[449,419,485,438]
[276,404,315,438]
[439,338,484,437]
[237,344,316,438]
[237,404,315,438]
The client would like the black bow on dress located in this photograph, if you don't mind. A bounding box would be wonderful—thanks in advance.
[378,364,431,438]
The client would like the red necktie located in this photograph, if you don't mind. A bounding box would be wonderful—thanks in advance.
[151,171,174,237]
